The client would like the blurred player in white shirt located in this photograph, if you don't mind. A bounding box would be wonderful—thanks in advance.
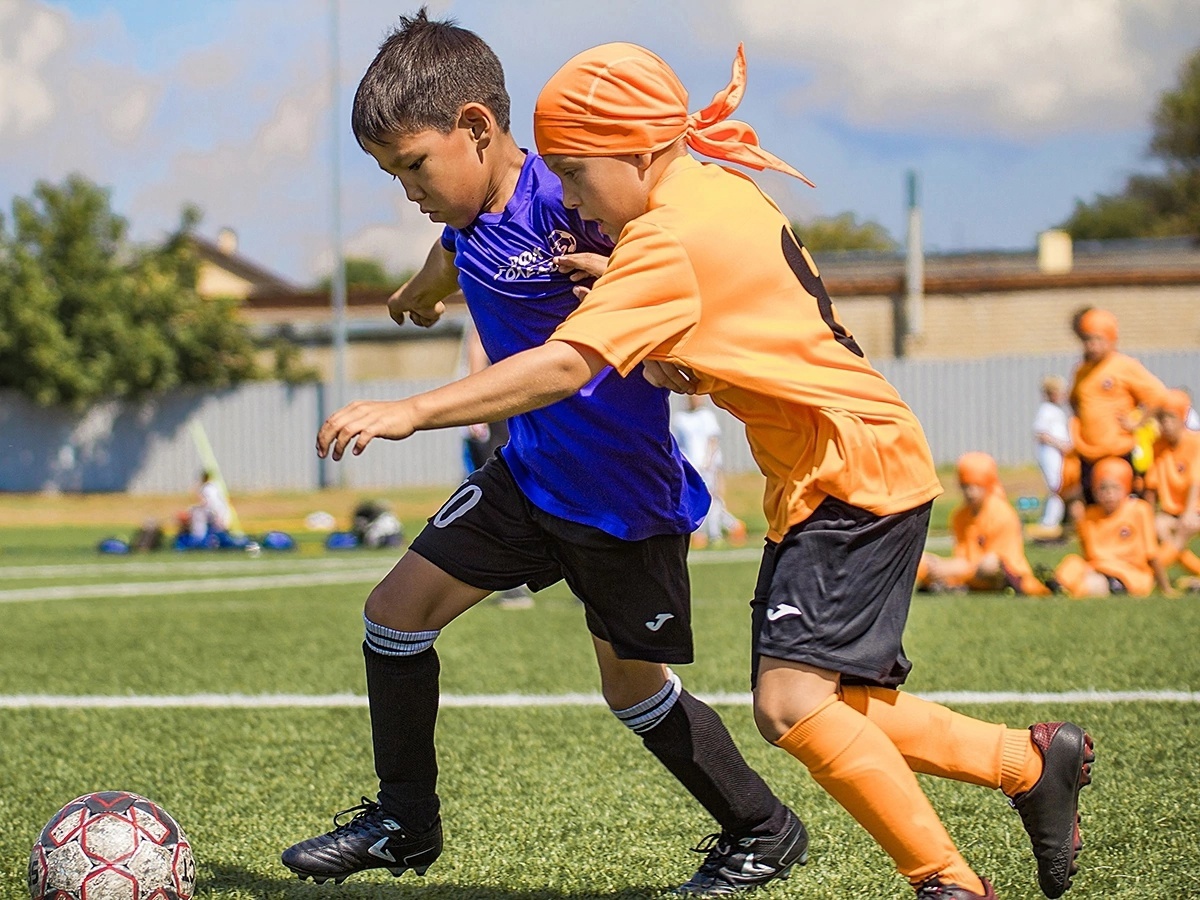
[671,395,746,549]
[1030,375,1072,540]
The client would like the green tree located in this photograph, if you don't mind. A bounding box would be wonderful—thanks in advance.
[791,212,897,253]
[1062,47,1200,239]
[0,175,264,409]
[316,256,407,290]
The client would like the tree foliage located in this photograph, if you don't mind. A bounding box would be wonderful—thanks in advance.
[1062,47,1200,240]
[792,212,898,253]
[0,175,264,409]
[315,257,411,290]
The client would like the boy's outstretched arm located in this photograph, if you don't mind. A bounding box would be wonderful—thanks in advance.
[317,340,605,461]
[387,240,460,328]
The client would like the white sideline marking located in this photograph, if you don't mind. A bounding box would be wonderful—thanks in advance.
[0,557,392,581]
[0,690,1196,709]
[0,569,386,603]
[0,549,767,603]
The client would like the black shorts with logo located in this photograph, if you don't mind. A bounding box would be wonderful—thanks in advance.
[410,453,693,664]
[750,496,933,689]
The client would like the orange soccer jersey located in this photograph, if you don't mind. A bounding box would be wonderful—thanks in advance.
[950,493,1046,594]
[1076,496,1160,596]
[1069,352,1167,460]
[550,156,942,540]
[1144,431,1200,516]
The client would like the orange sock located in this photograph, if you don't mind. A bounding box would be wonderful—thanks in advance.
[842,686,1043,796]
[775,695,984,892]
[1180,548,1200,576]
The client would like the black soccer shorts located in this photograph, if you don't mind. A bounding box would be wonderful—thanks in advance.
[410,452,694,664]
[749,495,933,689]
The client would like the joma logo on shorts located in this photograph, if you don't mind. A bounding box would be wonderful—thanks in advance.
[645,613,674,631]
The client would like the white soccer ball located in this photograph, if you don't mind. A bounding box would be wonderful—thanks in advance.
[29,791,196,900]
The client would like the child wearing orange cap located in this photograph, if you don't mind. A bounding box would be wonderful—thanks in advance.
[318,41,1094,900]
[1144,390,1200,583]
[1054,457,1173,597]
[917,453,1050,596]
[1066,308,1167,522]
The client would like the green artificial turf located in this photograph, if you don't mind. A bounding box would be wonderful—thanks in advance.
[1,704,1197,899]
[2,526,1199,899]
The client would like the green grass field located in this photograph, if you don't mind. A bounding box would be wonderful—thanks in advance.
[2,487,1199,900]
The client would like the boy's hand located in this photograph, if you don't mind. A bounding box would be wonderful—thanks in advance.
[554,252,608,283]
[643,360,699,395]
[388,286,445,328]
[317,400,416,460]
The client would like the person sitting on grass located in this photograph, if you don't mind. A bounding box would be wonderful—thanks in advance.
[1143,389,1200,588]
[917,452,1050,596]
[316,40,1095,900]
[1053,457,1174,598]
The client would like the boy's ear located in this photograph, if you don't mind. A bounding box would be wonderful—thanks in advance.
[459,103,493,145]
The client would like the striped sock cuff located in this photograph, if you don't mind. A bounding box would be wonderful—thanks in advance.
[613,669,682,734]
[364,614,439,657]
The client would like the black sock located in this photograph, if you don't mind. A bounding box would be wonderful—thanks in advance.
[639,690,785,835]
[364,643,441,830]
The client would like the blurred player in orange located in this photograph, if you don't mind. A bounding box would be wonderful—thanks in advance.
[917,453,1050,596]
[1066,308,1166,521]
[1143,390,1200,583]
[1053,457,1173,598]
[318,41,1095,900]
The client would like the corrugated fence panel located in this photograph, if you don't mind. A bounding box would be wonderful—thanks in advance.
[2,351,1197,492]
[323,378,464,490]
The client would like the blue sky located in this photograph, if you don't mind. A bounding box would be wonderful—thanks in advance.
[2,0,1197,285]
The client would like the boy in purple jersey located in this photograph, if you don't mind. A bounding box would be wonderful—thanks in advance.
[281,9,806,894]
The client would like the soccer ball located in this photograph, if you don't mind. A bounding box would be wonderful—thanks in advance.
[28,791,196,900]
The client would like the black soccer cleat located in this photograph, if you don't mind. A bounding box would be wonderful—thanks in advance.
[281,798,442,884]
[1011,722,1095,898]
[915,875,997,899]
[674,808,808,896]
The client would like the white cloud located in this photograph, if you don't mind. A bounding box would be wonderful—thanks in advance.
[731,0,1200,137]
[0,0,66,137]
[336,214,446,278]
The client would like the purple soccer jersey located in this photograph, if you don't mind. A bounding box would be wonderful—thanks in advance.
[442,153,708,539]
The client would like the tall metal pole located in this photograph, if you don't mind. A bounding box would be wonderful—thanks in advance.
[904,170,924,343]
[328,0,348,487]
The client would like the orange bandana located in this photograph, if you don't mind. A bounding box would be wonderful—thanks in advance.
[534,42,813,186]
[957,451,1003,497]
[1079,308,1119,344]
[1092,456,1133,494]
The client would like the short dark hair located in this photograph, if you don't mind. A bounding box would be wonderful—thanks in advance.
[352,7,511,148]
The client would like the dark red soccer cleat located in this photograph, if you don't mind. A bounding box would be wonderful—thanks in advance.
[1012,721,1095,898]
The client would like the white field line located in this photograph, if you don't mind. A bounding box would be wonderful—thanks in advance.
[0,569,386,603]
[1,690,1196,709]
[0,549,768,603]
[0,557,392,581]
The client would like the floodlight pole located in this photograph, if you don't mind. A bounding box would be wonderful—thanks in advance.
[327,0,348,488]
[903,169,925,346]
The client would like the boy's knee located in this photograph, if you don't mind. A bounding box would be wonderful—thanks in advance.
[365,581,442,632]
[753,690,821,744]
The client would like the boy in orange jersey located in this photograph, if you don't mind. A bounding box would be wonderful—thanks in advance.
[1143,390,1200,583]
[1066,308,1167,520]
[917,452,1050,596]
[1054,457,1173,597]
[317,42,1095,900]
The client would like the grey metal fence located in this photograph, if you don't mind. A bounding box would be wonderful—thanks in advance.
[2,351,1197,493]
